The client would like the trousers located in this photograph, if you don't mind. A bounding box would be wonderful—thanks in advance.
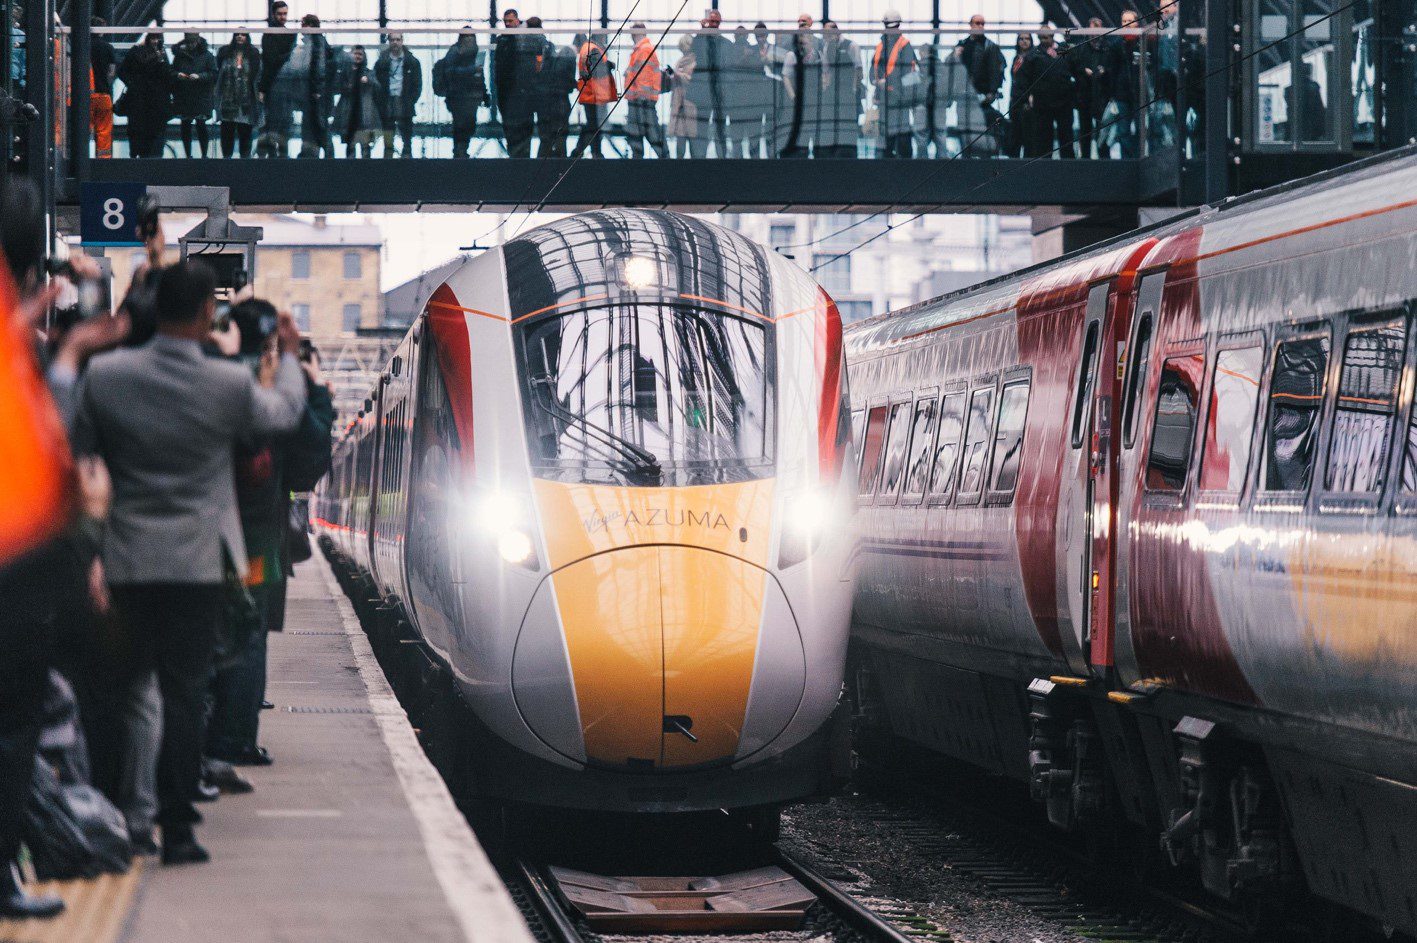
[208,584,270,757]
[108,584,221,830]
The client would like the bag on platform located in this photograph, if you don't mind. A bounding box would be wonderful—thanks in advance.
[287,500,313,565]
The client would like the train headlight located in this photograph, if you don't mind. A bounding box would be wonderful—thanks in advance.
[621,255,658,290]
[778,487,840,569]
[473,492,540,571]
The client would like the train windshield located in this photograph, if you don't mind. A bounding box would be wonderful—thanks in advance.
[517,304,774,487]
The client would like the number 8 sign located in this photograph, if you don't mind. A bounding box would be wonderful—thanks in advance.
[80,182,146,247]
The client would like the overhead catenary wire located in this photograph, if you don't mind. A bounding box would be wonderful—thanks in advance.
[805,0,1359,275]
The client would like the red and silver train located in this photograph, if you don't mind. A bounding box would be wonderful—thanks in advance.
[846,148,1417,933]
[314,210,856,817]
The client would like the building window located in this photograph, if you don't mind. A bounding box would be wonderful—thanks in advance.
[292,304,311,332]
[342,303,361,332]
[837,299,873,323]
[343,251,362,280]
[769,223,795,249]
[812,254,850,293]
[292,251,311,280]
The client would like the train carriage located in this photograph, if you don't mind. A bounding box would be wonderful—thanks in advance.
[846,147,1417,935]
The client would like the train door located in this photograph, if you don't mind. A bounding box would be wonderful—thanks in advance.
[1057,283,1112,676]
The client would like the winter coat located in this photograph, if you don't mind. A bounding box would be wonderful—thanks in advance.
[492,32,540,114]
[171,38,217,118]
[1104,36,1144,107]
[214,42,262,124]
[815,37,863,148]
[275,36,338,120]
[535,41,576,118]
[688,29,729,110]
[1071,39,1107,107]
[1022,46,1075,109]
[720,38,769,126]
[667,54,697,138]
[333,63,383,135]
[373,48,423,121]
[117,44,173,124]
[955,34,1005,98]
[260,28,296,97]
[433,40,487,119]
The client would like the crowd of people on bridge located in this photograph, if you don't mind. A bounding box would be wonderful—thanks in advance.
[0,176,334,919]
[71,2,1186,160]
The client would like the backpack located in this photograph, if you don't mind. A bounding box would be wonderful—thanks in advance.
[23,758,131,879]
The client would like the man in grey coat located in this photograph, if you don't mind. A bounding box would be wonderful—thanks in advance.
[73,261,306,865]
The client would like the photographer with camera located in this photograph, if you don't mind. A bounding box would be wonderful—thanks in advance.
[72,259,308,866]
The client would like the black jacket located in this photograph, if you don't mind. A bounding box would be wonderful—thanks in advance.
[1022,47,1075,109]
[433,40,487,114]
[117,44,173,122]
[492,32,540,112]
[1104,36,1143,106]
[260,27,295,96]
[373,48,423,120]
[956,34,1004,97]
[171,37,217,117]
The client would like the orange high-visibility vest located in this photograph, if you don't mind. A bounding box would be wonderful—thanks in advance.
[576,41,618,104]
[0,261,74,568]
[623,39,662,101]
[871,34,911,89]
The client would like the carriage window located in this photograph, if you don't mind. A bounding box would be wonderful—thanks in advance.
[1260,334,1331,492]
[902,397,939,496]
[1146,355,1204,492]
[929,393,966,496]
[989,381,1031,493]
[958,388,996,497]
[849,408,866,471]
[1122,313,1154,448]
[877,402,914,499]
[858,405,890,493]
[1071,320,1102,448]
[1326,319,1406,494]
[1199,346,1263,492]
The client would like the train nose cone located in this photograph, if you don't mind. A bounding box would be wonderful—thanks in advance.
[512,546,804,770]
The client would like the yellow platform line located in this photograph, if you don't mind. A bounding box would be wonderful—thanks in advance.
[0,860,144,943]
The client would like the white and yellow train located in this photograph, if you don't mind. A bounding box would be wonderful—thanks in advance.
[314,210,856,816]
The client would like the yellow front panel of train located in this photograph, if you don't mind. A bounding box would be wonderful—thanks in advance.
[534,479,775,769]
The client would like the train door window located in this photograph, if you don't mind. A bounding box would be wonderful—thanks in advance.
[1324,317,1407,495]
[928,392,967,500]
[1122,271,1165,449]
[876,400,915,502]
[1259,332,1331,495]
[1198,345,1264,493]
[1145,354,1205,492]
[901,394,939,502]
[956,386,996,502]
[849,408,866,473]
[1070,285,1109,449]
[988,380,1031,496]
[857,404,890,494]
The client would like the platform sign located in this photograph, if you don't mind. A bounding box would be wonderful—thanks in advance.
[80,182,147,247]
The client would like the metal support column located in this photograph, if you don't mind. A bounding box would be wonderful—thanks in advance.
[24,0,54,226]
[379,0,389,30]
[69,0,93,182]
[600,0,609,30]
[1,0,12,169]
[1203,0,1232,204]
[489,0,498,27]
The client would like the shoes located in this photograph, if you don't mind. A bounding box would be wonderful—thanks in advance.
[160,826,210,866]
[212,745,273,767]
[203,758,254,794]
[0,863,64,919]
[129,831,160,856]
[261,700,275,710]
[193,779,220,803]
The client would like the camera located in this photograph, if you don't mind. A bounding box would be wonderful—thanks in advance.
[44,257,109,322]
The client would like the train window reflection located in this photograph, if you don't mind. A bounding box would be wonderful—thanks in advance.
[1146,355,1204,492]
[878,402,914,500]
[518,304,772,486]
[1199,347,1263,492]
[1121,312,1154,449]
[1071,320,1102,449]
[902,398,939,496]
[849,408,866,474]
[858,405,890,493]
[1260,334,1331,493]
[1326,319,1406,494]
[989,382,1031,494]
[958,388,996,498]
[929,393,966,497]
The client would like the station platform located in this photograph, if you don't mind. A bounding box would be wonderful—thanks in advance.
[0,556,532,943]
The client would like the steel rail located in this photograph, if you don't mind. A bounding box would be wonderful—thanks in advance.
[773,847,918,943]
[514,859,587,943]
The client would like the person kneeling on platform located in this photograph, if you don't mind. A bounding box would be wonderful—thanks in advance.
[72,261,308,865]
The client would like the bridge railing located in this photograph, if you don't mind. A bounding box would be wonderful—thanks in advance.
[59,21,1193,162]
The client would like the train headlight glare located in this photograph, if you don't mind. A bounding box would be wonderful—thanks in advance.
[622,255,657,289]
[498,530,535,565]
[779,488,838,569]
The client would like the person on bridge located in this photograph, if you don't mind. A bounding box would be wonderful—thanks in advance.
[257,1,295,157]
[956,14,1005,153]
[215,33,262,158]
[779,13,820,158]
[334,44,383,158]
[117,34,174,158]
[688,9,730,157]
[89,18,118,159]
[492,9,537,157]
[434,29,488,158]
[1023,31,1075,159]
[814,21,863,159]
[622,23,667,159]
[72,260,308,866]
[720,26,765,158]
[172,33,217,158]
[1104,9,1143,157]
[572,32,616,159]
[529,19,576,158]
[375,31,423,159]
[870,11,918,158]
[1071,17,1107,159]
[665,34,698,158]
[1002,32,1033,157]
